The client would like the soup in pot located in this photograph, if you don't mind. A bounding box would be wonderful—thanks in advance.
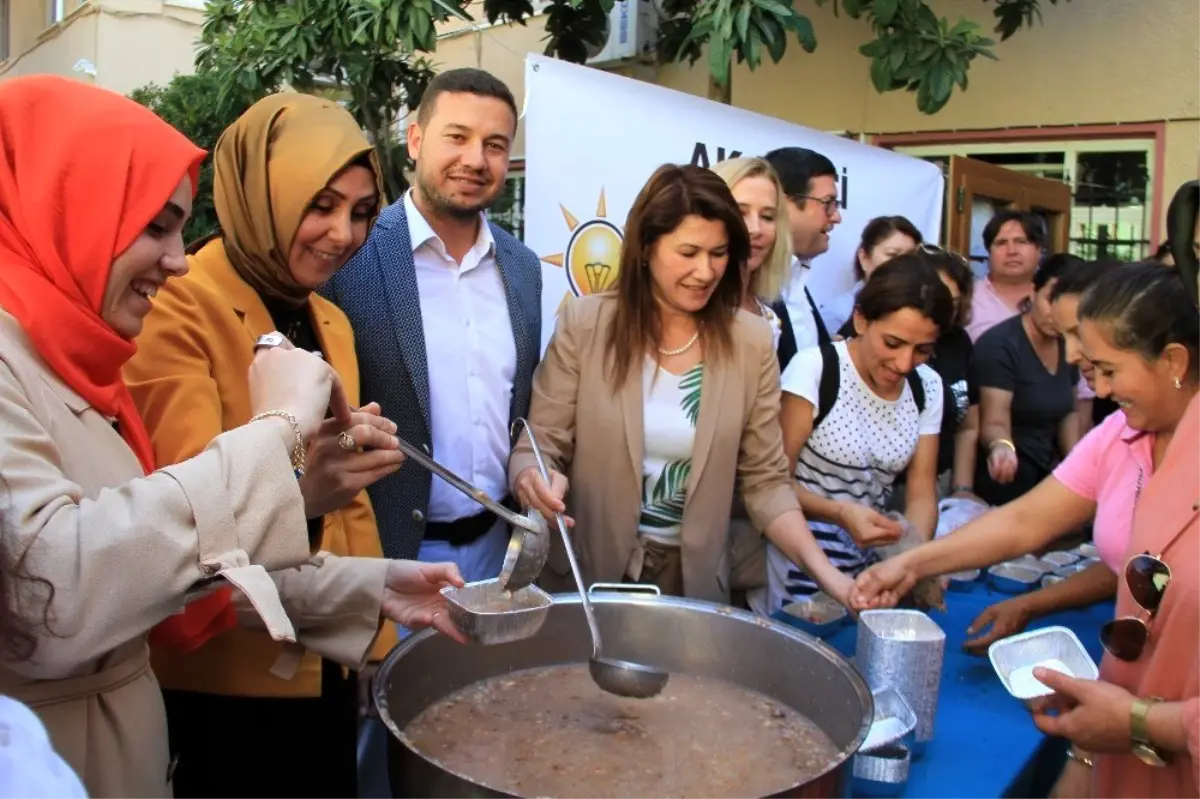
[402,664,841,798]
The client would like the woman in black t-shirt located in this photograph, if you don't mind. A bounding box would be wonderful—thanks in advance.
[972,255,1081,506]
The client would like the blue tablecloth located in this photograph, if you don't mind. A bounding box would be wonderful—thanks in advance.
[826,583,1114,799]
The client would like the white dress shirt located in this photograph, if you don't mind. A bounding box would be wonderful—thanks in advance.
[781,257,822,351]
[404,191,517,523]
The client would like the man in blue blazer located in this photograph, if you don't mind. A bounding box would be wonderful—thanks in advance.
[322,68,542,580]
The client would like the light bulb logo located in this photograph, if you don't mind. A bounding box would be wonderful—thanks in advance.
[541,189,624,299]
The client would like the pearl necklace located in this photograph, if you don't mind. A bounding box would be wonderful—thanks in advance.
[657,331,699,357]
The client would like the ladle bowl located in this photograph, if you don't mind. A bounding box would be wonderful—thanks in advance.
[511,418,670,699]
[497,508,551,592]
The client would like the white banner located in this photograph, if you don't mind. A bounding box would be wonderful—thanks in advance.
[523,54,944,351]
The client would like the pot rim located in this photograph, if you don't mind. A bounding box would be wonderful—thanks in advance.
[373,592,874,792]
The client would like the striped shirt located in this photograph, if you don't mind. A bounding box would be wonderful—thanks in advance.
[757,342,942,612]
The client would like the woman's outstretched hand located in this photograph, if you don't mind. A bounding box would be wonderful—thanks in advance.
[381,560,469,643]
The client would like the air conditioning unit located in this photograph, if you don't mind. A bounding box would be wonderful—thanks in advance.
[586,0,659,68]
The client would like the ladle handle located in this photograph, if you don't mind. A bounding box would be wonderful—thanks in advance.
[512,418,603,660]
[392,435,541,534]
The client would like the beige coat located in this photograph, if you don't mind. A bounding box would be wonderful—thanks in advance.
[0,310,389,797]
[508,295,798,603]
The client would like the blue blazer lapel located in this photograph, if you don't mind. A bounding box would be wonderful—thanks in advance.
[375,203,432,432]
[493,226,538,433]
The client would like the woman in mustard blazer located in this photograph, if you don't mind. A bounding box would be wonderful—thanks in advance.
[511,164,862,607]
[124,94,402,797]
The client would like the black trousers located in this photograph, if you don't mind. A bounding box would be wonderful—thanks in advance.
[164,660,359,798]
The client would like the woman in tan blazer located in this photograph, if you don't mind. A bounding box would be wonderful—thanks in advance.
[0,77,464,798]
[511,164,855,605]
[124,93,402,798]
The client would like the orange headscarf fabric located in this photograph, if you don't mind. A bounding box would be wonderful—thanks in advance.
[0,76,204,471]
[0,77,230,651]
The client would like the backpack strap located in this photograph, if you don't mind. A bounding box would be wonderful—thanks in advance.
[906,369,926,414]
[812,342,840,430]
[804,287,831,346]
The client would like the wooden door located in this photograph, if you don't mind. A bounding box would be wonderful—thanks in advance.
[945,156,1072,270]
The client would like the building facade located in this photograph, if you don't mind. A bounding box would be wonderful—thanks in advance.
[0,0,204,96]
[437,0,1199,258]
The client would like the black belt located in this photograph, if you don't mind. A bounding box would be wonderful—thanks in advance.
[425,495,516,547]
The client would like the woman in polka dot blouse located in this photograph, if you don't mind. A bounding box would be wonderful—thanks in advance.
[750,253,954,614]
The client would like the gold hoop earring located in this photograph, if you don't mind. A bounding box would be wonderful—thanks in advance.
[1174,377,1183,390]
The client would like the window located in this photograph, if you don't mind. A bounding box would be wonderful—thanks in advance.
[47,0,67,25]
[487,166,526,241]
[0,0,8,62]
[896,139,1155,261]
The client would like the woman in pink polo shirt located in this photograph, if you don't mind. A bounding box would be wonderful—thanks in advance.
[1032,263,1198,798]
[851,263,1198,797]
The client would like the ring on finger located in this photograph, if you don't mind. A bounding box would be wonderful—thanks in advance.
[338,431,358,452]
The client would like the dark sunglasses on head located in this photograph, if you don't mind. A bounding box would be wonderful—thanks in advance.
[917,242,969,267]
[1099,552,1171,661]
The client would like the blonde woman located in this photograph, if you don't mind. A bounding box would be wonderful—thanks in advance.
[711,158,795,367]
[711,157,796,596]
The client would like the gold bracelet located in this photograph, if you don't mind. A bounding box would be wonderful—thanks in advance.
[990,438,1017,453]
[250,410,307,476]
[1066,747,1094,768]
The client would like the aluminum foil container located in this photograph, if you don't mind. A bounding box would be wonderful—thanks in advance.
[853,742,911,797]
[856,610,945,751]
[440,578,552,645]
[988,625,1099,702]
[1006,554,1056,574]
[946,569,980,592]
[775,594,848,639]
[1053,561,1090,578]
[1041,574,1065,589]
[1040,550,1080,567]
[989,563,1042,594]
[1074,542,1099,559]
[861,686,918,753]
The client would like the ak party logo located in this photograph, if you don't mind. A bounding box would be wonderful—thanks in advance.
[541,188,624,304]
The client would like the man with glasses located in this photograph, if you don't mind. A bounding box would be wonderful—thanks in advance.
[763,147,842,359]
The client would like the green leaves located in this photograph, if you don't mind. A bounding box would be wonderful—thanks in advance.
[193,0,1068,157]
[992,0,1066,41]
[639,458,692,528]
[852,0,1004,114]
[663,0,818,87]
[195,0,462,199]
[130,72,258,245]
[679,364,703,426]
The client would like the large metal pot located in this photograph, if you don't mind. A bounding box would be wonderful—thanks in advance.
[373,588,873,798]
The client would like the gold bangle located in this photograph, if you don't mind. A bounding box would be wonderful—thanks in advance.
[250,410,307,476]
[990,438,1017,453]
[1067,747,1094,768]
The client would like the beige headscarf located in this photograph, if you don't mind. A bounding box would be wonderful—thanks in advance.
[212,92,384,307]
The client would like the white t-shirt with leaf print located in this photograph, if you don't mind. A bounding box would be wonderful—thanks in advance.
[637,358,702,547]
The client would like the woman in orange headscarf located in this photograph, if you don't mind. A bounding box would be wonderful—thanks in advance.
[126,93,402,798]
[0,77,464,797]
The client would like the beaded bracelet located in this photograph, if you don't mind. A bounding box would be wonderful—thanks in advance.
[250,410,307,477]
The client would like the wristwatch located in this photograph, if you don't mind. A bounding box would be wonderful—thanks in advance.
[255,331,287,350]
[1131,695,1169,767]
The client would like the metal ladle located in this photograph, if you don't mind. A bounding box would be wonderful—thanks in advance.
[390,436,550,541]
[511,418,669,700]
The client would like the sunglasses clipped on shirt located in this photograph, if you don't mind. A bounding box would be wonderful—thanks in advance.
[1100,551,1172,661]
